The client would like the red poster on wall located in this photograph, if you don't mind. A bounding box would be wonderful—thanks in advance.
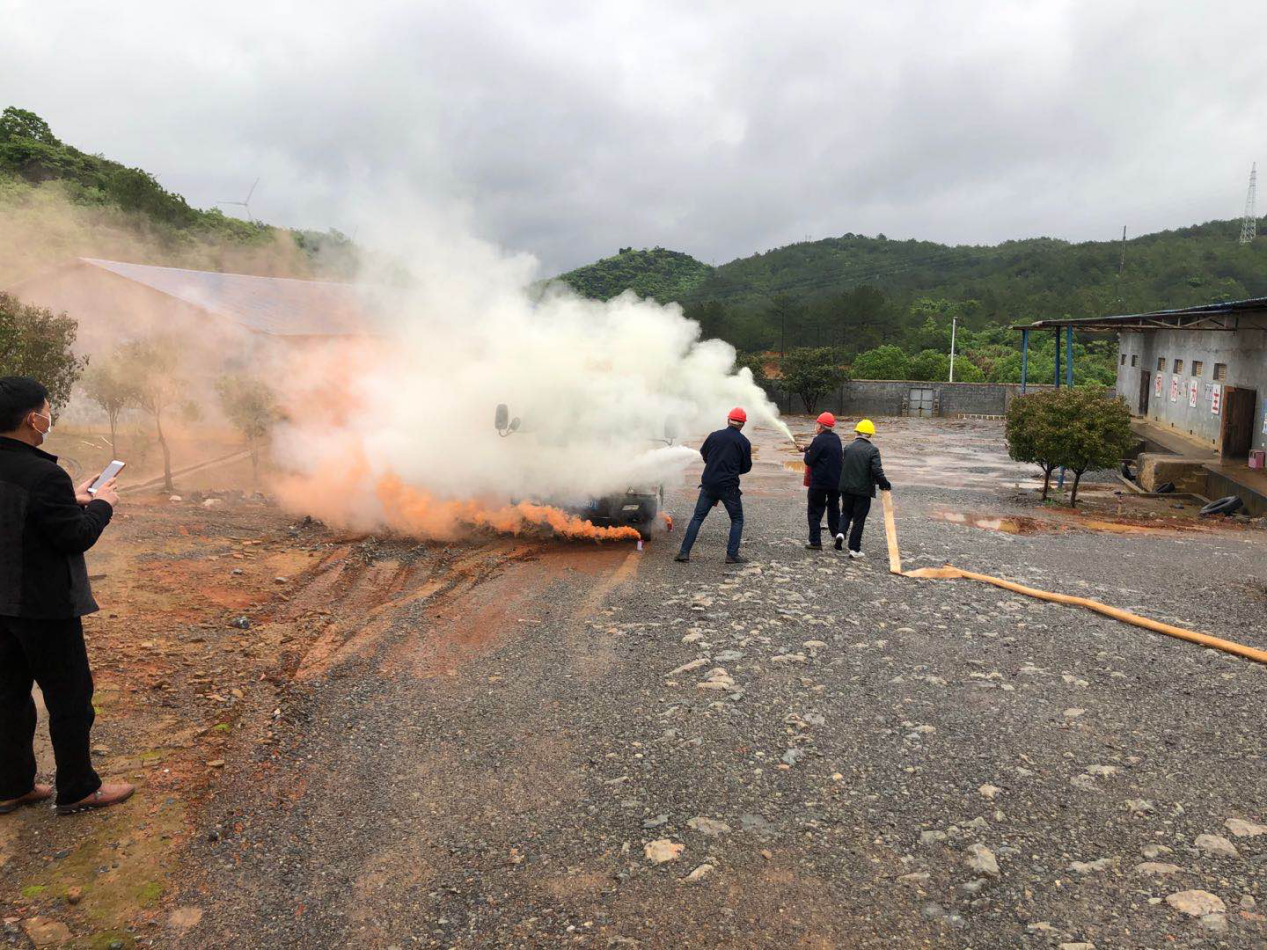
[1155,374,1163,398]
[1188,380,1198,407]
[1211,384,1222,415]
[1170,377,1179,402]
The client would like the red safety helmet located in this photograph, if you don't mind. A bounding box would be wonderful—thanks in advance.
[728,407,747,423]
[816,412,836,428]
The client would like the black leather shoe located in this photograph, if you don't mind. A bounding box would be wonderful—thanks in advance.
[725,555,749,564]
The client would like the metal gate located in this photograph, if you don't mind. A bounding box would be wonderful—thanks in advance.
[907,387,936,417]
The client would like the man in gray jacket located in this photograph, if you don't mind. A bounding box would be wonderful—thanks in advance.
[837,418,891,558]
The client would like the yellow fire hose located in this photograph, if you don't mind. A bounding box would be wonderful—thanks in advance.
[879,491,1267,666]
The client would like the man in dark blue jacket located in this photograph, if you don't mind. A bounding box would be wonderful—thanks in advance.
[675,407,752,564]
[801,412,843,550]
[0,377,134,816]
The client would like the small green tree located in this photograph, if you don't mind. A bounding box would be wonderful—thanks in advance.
[1005,391,1062,500]
[215,373,280,487]
[949,357,985,382]
[80,352,138,458]
[1007,389,1135,505]
[780,347,846,412]
[1045,388,1135,506]
[850,344,910,380]
[909,349,951,382]
[734,351,770,389]
[0,292,88,410]
[0,107,59,144]
[119,337,182,492]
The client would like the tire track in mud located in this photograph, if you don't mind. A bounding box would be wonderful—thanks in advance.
[282,539,544,680]
[168,537,644,948]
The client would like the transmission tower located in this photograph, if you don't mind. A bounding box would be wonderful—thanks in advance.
[1239,163,1257,244]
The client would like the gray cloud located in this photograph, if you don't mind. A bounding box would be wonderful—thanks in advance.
[4,0,1263,274]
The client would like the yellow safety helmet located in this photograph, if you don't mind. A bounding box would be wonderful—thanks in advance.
[855,418,876,436]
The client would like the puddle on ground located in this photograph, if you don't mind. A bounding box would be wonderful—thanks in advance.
[937,510,1203,537]
[938,512,1048,534]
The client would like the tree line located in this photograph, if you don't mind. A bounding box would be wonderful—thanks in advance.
[729,294,1119,413]
[1,293,281,490]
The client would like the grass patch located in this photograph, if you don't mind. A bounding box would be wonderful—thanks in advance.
[30,795,185,930]
[21,884,47,899]
[89,931,135,950]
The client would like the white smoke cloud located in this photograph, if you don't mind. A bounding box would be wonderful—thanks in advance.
[269,215,790,539]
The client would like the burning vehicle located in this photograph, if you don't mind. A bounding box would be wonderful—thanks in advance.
[495,403,671,540]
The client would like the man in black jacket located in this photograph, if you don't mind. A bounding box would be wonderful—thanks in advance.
[838,418,891,559]
[0,376,134,816]
[675,407,752,564]
[801,412,843,550]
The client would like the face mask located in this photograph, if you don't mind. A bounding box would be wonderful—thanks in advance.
[32,412,53,441]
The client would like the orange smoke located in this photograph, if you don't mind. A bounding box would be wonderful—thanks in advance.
[375,474,640,542]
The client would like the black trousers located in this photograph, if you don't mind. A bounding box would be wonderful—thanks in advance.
[840,493,873,553]
[0,616,101,805]
[806,488,840,546]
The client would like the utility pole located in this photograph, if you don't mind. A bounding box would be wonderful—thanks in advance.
[948,315,957,382]
[1116,225,1126,309]
[1240,163,1257,245]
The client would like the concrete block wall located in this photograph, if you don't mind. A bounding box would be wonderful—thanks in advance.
[762,380,1060,417]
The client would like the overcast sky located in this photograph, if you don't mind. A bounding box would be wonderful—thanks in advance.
[4,1,1263,273]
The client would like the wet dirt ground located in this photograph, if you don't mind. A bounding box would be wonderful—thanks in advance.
[3,418,1265,948]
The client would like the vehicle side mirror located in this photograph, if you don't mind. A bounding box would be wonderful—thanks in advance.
[510,418,521,433]
[495,403,509,431]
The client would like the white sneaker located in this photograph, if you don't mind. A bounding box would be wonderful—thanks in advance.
[848,550,866,559]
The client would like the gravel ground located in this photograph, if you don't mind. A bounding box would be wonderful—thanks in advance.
[162,421,1266,949]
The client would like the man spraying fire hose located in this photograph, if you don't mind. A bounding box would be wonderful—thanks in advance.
[837,418,891,558]
[800,412,843,550]
[674,408,752,564]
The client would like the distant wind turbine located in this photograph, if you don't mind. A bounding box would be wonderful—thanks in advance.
[218,177,260,222]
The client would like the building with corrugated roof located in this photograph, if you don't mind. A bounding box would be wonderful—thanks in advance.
[1017,298,1267,514]
[8,258,382,360]
[1019,298,1267,459]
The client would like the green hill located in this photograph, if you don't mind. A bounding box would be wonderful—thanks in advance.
[556,246,713,302]
[557,219,1267,355]
[0,106,359,283]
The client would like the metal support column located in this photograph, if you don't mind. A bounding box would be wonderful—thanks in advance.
[1065,325,1074,388]
[1020,329,1030,394]
[1056,328,1065,489]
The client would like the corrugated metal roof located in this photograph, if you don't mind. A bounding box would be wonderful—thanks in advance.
[1013,296,1267,332]
[81,258,379,336]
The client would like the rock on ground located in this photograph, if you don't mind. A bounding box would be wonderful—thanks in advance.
[644,839,684,864]
[1165,890,1227,917]
[965,844,999,877]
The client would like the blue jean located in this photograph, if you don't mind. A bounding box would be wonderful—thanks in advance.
[678,486,744,559]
